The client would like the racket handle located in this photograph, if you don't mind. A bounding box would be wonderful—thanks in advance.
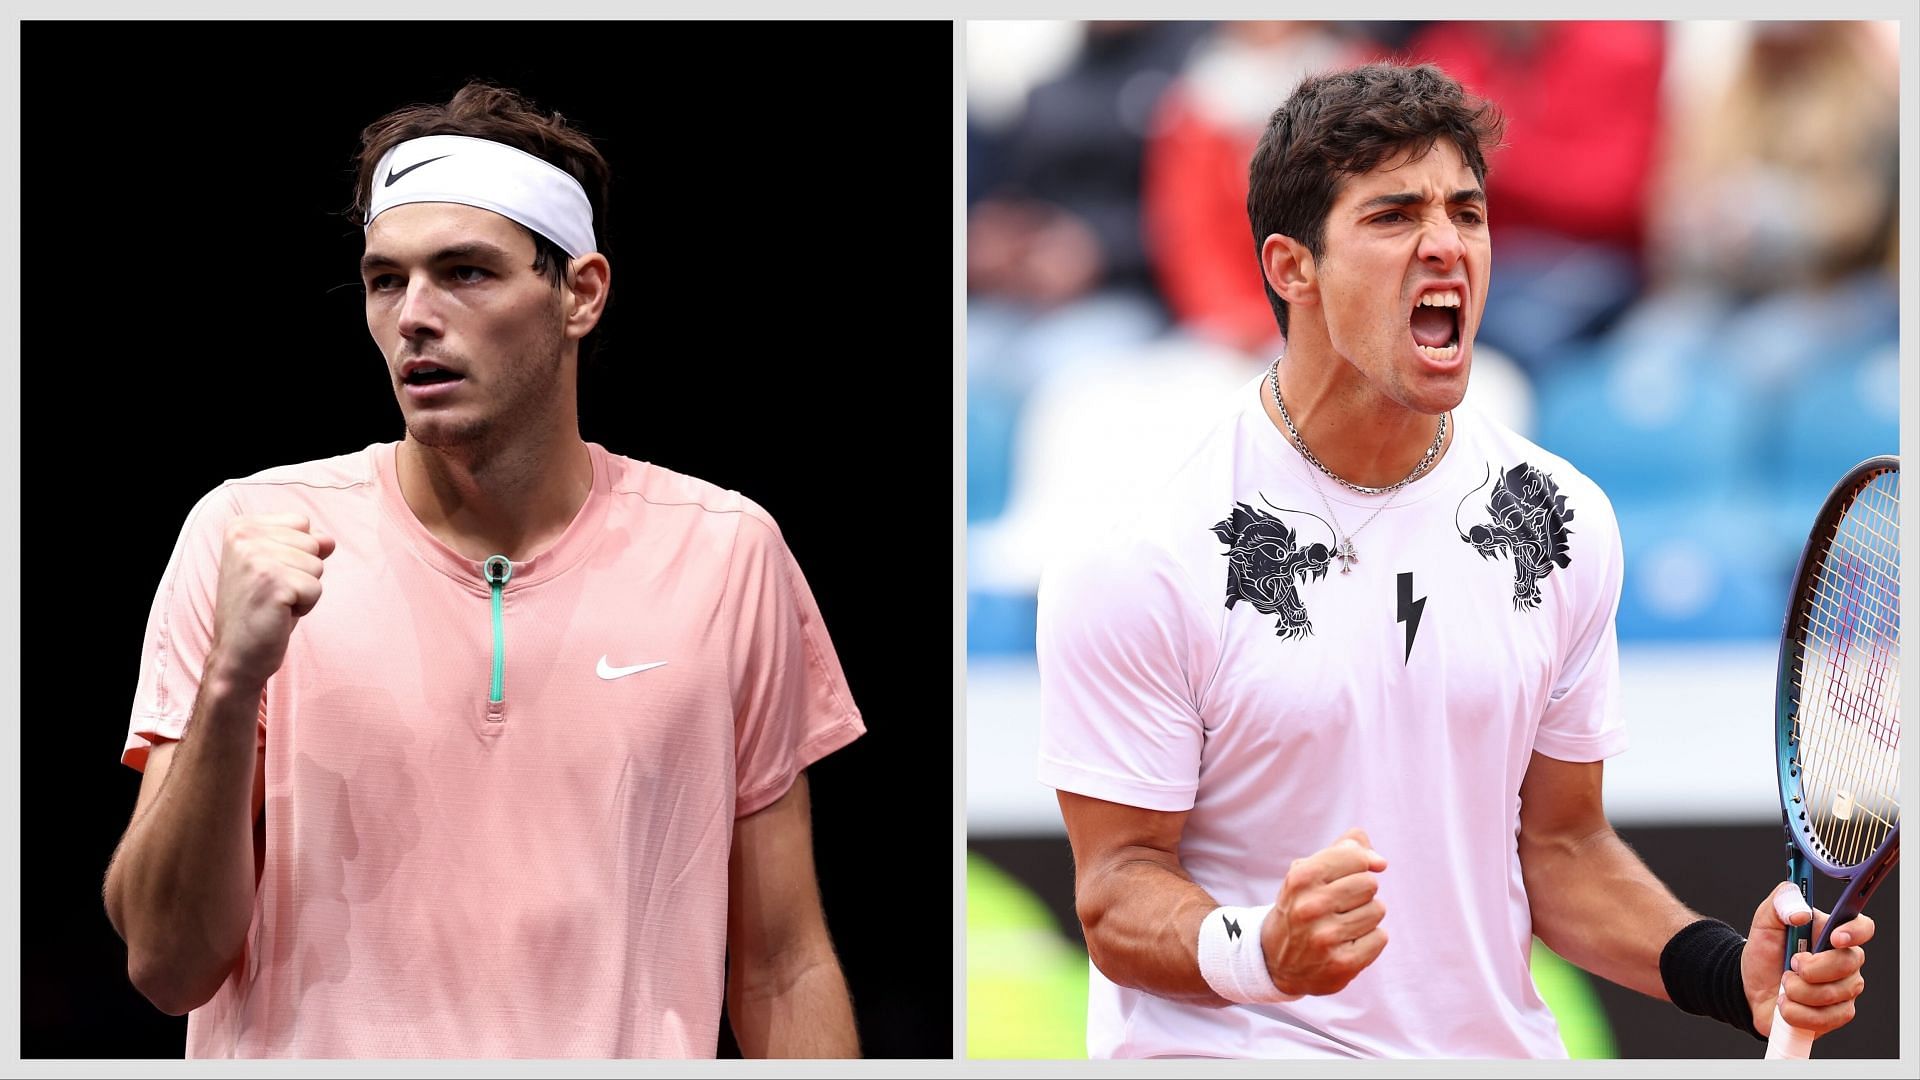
[1765,1005,1813,1059]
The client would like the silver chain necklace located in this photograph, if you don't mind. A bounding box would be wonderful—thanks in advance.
[1267,356,1447,574]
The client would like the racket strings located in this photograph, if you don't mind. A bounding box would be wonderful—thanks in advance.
[1792,469,1900,869]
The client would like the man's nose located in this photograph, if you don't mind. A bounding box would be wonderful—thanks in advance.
[396,279,442,339]
[1417,215,1466,270]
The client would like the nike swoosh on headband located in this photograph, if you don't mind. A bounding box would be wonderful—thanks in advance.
[385,154,453,187]
[365,134,596,258]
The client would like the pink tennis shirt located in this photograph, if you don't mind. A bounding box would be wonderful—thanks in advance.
[122,441,865,1058]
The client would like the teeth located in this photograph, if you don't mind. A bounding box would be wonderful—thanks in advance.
[1417,290,1461,308]
[1416,343,1459,362]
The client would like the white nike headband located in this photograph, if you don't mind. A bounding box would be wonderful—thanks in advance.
[367,134,597,259]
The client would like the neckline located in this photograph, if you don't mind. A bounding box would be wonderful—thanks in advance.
[373,440,612,593]
[1244,373,1473,510]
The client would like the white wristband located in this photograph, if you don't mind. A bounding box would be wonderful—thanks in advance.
[1196,904,1302,1004]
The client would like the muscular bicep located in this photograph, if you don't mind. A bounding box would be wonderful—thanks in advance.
[1058,789,1189,872]
[1057,790,1198,932]
[726,772,859,1056]
[728,773,835,977]
[1517,751,1610,851]
[1517,752,1698,991]
[1057,791,1234,1004]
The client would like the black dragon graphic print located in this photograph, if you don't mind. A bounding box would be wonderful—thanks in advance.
[1212,500,1332,639]
[1456,462,1575,611]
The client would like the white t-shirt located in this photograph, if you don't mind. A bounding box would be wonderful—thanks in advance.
[1037,375,1627,1059]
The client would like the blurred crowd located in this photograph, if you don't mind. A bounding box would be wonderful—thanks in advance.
[967,20,1901,654]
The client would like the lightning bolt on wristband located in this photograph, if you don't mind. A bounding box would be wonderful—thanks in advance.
[1197,904,1303,1005]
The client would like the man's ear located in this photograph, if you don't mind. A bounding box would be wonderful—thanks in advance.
[563,252,611,340]
[1261,233,1317,310]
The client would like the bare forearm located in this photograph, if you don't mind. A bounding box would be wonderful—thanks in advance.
[1078,853,1228,1005]
[728,949,859,1058]
[104,671,263,1014]
[1522,827,1697,999]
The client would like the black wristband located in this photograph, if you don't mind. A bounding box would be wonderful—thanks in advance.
[1660,918,1762,1041]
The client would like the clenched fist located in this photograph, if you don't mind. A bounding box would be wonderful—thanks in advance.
[206,513,336,691]
[1263,827,1390,997]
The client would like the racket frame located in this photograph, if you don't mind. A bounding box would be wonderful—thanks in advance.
[1772,454,1901,957]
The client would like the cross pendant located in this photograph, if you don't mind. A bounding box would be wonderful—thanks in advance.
[1335,538,1358,574]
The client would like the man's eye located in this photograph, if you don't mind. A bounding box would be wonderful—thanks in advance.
[1455,210,1485,224]
[1375,211,1406,224]
[452,266,489,283]
[367,274,400,291]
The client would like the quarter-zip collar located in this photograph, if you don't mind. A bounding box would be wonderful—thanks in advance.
[375,440,614,596]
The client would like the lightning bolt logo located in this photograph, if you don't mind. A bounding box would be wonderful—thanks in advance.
[1224,916,1242,941]
[1398,572,1425,663]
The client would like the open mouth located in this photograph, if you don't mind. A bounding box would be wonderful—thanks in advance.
[403,364,464,386]
[1409,289,1461,362]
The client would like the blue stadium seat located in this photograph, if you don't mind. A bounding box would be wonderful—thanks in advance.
[1611,490,1798,641]
[968,381,1022,523]
[1534,351,1759,503]
[1771,343,1899,503]
[968,589,1039,656]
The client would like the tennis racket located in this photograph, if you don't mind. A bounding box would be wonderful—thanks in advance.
[1765,455,1900,1059]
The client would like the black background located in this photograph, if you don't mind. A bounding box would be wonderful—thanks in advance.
[21,20,953,1058]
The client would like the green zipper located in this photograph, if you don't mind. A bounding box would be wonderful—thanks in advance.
[483,554,513,703]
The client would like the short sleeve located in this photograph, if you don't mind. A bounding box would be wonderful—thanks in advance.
[123,486,243,771]
[1036,533,1208,812]
[1533,484,1629,763]
[727,506,865,818]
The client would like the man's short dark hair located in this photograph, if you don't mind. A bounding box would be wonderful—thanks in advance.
[348,81,614,362]
[1247,62,1505,337]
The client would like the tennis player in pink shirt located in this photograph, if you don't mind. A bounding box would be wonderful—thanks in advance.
[103,83,865,1059]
